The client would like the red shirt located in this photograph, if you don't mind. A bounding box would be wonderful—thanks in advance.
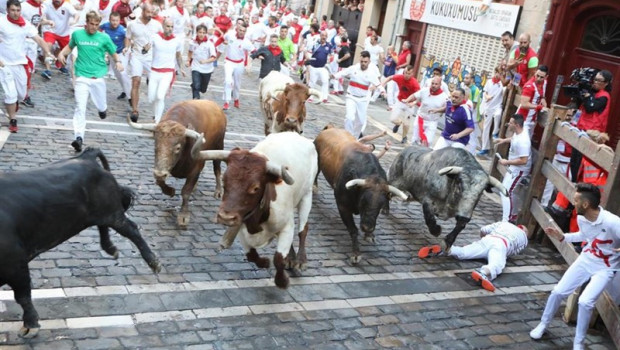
[214,15,232,36]
[514,47,537,87]
[392,74,420,101]
[398,49,411,66]
[112,1,132,26]
[516,76,546,122]
[291,23,303,44]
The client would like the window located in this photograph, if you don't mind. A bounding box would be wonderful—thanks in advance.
[581,15,620,57]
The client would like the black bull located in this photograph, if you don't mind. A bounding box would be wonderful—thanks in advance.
[0,148,161,338]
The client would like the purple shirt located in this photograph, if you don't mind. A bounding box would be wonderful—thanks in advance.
[441,101,475,145]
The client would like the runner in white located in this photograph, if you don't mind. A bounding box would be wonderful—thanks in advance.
[331,51,381,138]
[126,3,162,122]
[405,76,449,147]
[148,18,185,123]
[0,0,53,132]
[166,0,191,40]
[20,0,53,107]
[190,2,214,35]
[419,221,529,292]
[221,24,254,110]
[531,183,620,350]
[477,66,505,156]
[41,0,79,79]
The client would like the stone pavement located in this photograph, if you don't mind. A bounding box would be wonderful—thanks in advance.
[0,62,614,349]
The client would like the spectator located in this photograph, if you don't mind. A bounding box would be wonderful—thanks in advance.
[478,66,505,156]
[365,35,384,69]
[432,87,475,150]
[187,24,216,99]
[508,33,538,87]
[250,34,285,79]
[516,65,549,138]
[500,31,518,62]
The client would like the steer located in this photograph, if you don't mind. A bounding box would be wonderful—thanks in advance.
[314,127,408,264]
[258,70,321,135]
[0,148,161,338]
[192,132,318,288]
[127,99,226,227]
[388,145,508,250]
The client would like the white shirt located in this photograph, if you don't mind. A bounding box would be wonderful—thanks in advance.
[263,24,279,45]
[224,31,254,62]
[0,16,38,65]
[165,6,191,36]
[414,88,449,122]
[191,15,213,33]
[246,21,268,43]
[126,18,162,54]
[42,0,77,36]
[190,39,216,73]
[366,44,384,67]
[325,27,336,42]
[333,63,381,98]
[480,222,528,256]
[21,1,44,27]
[565,208,620,269]
[151,34,183,69]
[508,130,531,174]
[97,0,118,25]
[481,79,503,114]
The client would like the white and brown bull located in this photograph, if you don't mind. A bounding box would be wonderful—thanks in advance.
[258,70,322,135]
[192,132,318,289]
[127,100,226,227]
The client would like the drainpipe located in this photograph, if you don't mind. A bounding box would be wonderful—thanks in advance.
[390,0,406,47]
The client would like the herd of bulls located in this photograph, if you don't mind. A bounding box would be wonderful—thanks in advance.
[0,91,507,338]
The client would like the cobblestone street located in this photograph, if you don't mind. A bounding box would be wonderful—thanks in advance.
[0,64,615,349]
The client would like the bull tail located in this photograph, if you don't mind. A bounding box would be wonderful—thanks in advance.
[120,185,136,211]
[79,147,111,172]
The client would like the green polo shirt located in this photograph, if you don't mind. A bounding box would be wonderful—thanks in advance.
[69,29,117,78]
[277,37,295,62]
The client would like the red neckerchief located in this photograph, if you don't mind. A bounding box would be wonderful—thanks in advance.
[284,10,292,15]
[158,32,175,40]
[451,104,459,111]
[492,77,500,84]
[26,0,41,8]
[430,88,443,96]
[268,45,282,56]
[99,0,109,11]
[301,15,308,19]
[252,19,259,24]
[195,36,208,44]
[153,15,163,23]
[52,1,62,9]
[341,42,349,47]
[195,11,207,18]
[236,35,245,40]
[176,5,184,15]
[7,15,26,26]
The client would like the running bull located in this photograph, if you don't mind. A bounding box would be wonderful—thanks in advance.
[388,145,507,250]
[192,132,318,288]
[127,100,226,227]
[258,70,321,135]
[314,127,408,263]
[0,149,161,338]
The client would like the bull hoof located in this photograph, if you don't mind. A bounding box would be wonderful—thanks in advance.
[112,250,119,259]
[429,226,442,237]
[255,257,270,269]
[439,240,448,252]
[177,213,190,227]
[350,254,362,265]
[295,261,307,270]
[275,271,290,289]
[218,238,234,250]
[149,260,162,274]
[363,234,376,244]
[162,187,175,197]
[213,189,222,199]
[18,326,40,338]
[285,258,294,270]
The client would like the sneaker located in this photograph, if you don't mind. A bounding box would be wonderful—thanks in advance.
[223,102,230,110]
[71,137,83,152]
[21,96,35,108]
[117,92,127,100]
[98,110,107,120]
[418,245,442,259]
[492,133,499,139]
[130,111,139,123]
[401,136,408,144]
[471,269,495,292]
[234,99,240,108]
[392,124,400,133]
[8,119,18,133]
[529,323,547,340]
[476,149,490,157]
[59,67,70,76]
[41,70,52,80]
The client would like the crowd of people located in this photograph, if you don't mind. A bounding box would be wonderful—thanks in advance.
[1,0,620,349]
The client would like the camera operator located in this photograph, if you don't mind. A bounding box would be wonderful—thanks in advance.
[569,70,613,180]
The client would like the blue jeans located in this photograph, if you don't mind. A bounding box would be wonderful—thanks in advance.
[191,71,212,99]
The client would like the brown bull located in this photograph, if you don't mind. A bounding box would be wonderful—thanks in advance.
[259,71,321,135]
[127,100,226,227]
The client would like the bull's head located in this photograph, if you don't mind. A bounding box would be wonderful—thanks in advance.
[127,116,201,182]
[271,84,322,133]
[346,177,409,233]
[193,147,294,231]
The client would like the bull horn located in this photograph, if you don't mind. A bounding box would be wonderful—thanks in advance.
[438,166,463,176]
[190,132,207,160]
[266,161,294,185]
[488,176,508,197]
[308,88,322,99]
[184,129,202,140]
[345,179,366,189]
[195,150,231,161]
[388,185,409,200]
[269,84,288,96]
[126,114,157,131]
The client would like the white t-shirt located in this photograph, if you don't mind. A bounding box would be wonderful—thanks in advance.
[481,79,503,114]
[191,15,213,33]
[246,21,267,44]
[508,130,531,174]
[0,16,38,65]
[165,6,191,36]
[564,208,620,269]
[366,44,384,67]
[98,0,119,25]
[21,1,44,27]
[224,31,254,61]
[333,63,381,98]
[42,0,77,36]
[414,88,449,122]
[151,34,183,69]
[126,18,162,54]
[190,39,216,74]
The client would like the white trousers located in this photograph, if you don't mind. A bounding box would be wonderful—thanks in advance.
[433,137,467,150]
[501,170,524,222]
[481,108,502,151]
[525,120,536,139]
[412,117,439,147]
[223,60,244,103]
[0,65,27,104]
[344,95,369,138]
[147,70,173,123]
[308,65,329,101]
[386,79,398,108]
[450,236,508,280]
[541,158,570,207]
[389,100,417,126]
[109,52,131,95]
[73,76,107,140]
[539,256,616,346]
[467,119,481,154]
[330,67,343,92]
